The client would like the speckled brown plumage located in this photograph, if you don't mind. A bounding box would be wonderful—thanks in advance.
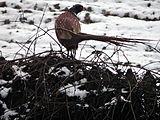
[55,11,81,50]
[55,4,84,54]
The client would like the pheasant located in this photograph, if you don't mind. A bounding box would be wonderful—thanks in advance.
[55,4,149,57]
[55,4,84,57]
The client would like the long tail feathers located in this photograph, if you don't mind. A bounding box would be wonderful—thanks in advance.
[56,27,154,47]
[76,32,153,46]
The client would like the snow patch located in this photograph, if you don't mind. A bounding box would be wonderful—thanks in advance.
[0,110,18,120]
[59,83,89,99]
[12,65,31,79]
[55,66,71,77]
[0,87,11,98]
[102,87,115,92]
[105,97,117,106]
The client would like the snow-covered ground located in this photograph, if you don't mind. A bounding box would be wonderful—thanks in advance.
[0,0,160,71]
[0,1,160,119]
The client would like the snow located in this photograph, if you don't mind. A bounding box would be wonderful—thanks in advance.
[48,66,55,74]
[105,97,117,106]
[12,65,31,79]
[120,96,131,103]
[76,103,89,107]
[157,83,160,86]
[0,109,18,120]
[59,83,89,99]
[0,87,11,98]
[74,78,87,85]
[55,66,71,77]
[0,99,18,120]
[80,78,87,83]
[102,87,115,92]
[0,79,8,85]
[0,100,7,109]
[121,88,128,93]
[77,69,84,75]
[0,0,160,71]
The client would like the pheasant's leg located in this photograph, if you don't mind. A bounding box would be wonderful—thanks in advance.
[70,49,76,59]
[67,49,70,58]
[73,49,76,58]
[70,49,74,59]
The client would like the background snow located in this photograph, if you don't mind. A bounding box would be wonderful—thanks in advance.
[0,1,159,119]
[0,0,160,71]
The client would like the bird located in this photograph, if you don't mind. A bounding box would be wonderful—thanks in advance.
[55,4,83,57]
[55,4,150,58]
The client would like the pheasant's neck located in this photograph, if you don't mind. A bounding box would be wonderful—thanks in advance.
[68,8,78,14]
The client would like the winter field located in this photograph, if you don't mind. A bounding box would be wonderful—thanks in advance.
[0,0,160,119]
[0,0,160,71]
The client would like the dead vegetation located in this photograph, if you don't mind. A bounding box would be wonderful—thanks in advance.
[0,50,160,120]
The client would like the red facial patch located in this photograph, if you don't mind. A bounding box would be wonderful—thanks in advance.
[79,6,83,11]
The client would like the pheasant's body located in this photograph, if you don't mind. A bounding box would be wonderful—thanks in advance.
[55,11,81,50]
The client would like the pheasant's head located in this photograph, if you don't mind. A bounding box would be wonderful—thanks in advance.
[68,4,85,14]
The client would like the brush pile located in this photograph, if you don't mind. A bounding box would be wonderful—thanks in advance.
[0,51,159,120]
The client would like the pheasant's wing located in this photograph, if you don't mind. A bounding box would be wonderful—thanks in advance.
[55,11,81,40]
